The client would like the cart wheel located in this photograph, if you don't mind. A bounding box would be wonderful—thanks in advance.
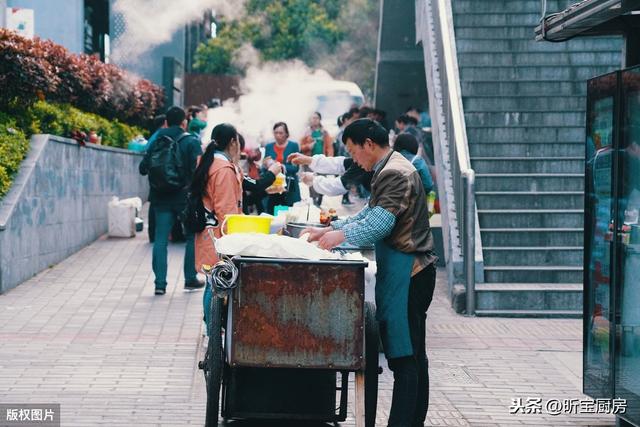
[364,301,379,427]
[205,296,224,427]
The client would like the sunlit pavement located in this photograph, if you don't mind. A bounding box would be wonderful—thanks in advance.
[0,188,616,426]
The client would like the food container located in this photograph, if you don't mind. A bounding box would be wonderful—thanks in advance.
[283,222,327,238]
[223,214,273,235]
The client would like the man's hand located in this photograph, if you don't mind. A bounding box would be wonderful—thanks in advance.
[287,152,312,166]
[318,230,346,250]
[302,226,332,242]
[300,172,314,186]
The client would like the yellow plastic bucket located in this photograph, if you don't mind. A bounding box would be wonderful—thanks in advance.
[222,214,272,235]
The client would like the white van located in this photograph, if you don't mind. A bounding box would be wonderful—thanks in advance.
[311,80,365,136]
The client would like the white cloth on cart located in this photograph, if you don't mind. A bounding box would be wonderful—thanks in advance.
[215,233,341,260]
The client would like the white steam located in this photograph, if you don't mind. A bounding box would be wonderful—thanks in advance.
[205,60,337,149]
[111,0,245,63]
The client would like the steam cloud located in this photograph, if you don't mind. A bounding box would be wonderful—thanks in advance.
[110,0,245,64]
[204,59,340,149]
[111,1,358,148]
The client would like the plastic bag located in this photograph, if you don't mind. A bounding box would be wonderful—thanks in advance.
[108,196,136,238]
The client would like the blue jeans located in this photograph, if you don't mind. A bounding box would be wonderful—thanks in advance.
[152,205,196,289]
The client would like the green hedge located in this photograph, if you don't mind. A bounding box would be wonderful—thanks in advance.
[0,102,146,199]
[0,116,29,198]
[24,101,146,149]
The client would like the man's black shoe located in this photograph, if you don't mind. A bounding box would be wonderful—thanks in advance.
[185,278,205,290]
[154,288,166,295]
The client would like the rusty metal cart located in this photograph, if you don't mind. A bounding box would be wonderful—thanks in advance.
[200,256,379,427]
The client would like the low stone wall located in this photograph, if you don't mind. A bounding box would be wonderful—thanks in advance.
[0,135,149,293]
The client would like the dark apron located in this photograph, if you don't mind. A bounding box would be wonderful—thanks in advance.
[374,239,415,359]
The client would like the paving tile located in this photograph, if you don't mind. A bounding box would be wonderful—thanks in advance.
[0,196,620,426]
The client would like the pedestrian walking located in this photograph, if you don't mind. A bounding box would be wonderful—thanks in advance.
[305,118,437,427]
[140,114,168,243]
[139,106,204,295]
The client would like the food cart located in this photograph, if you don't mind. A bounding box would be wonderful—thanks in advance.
[200,255,380,427]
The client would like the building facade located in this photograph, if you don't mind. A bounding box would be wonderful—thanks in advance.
[2,0,211,107]
[6,0,107,59]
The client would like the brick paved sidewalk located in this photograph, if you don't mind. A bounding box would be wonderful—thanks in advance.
[0,195,617,426]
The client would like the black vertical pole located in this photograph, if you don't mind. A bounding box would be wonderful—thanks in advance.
[624,30,640,68]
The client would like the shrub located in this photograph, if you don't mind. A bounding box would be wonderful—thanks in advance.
[0,117,29,198]
[25,101,146,148]
[0,29,164,128]
[0,101,146,199]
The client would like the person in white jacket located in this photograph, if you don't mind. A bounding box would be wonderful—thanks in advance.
[287,153,373,197]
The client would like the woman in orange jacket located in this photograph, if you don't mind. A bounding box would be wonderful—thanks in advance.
[191,123,243,332]
[192,123,244,273]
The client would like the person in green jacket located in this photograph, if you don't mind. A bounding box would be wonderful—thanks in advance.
[305,118,438,427]
[187,105,207,138]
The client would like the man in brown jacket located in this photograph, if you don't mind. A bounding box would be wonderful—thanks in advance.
[306,118,437,427]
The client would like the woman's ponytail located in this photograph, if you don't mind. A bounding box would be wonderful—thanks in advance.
[190,124,237,198]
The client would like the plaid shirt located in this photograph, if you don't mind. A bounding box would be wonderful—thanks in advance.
[332,206,396,247]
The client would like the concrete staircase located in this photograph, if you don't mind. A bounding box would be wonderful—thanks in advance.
[451,0,622,316]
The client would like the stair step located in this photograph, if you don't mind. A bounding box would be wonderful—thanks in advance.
[460,66,617,82]
[453,1,567,14]
[476,282,583,291]
[475,174,584,191]
[478,209,584,228]
[456,38,620,54]
[471,158,583,174]
[464,96,585,112]
[467,126,584,143]
[466,112,583,127]
[474,282,583,314]
[471,143,584,157]
[454,26,616,44]
[476,191,583,209]
[483,246,583,266]
[454,13,544,28]
[458,52,620,67]
[484,265,582,283]
[481,227,584,246]
[462,81,583,97]
[474,309,582,318]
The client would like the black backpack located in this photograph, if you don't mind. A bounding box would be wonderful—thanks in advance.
[147,132,190,193]
[182,192,208,234]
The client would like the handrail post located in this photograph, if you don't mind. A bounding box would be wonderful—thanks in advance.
[463,170,476,316]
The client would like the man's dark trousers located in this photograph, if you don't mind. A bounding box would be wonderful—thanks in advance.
[387,263,436,427]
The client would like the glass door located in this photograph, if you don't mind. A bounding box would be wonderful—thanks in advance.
[614,65,640,424]
[584,71,618,398]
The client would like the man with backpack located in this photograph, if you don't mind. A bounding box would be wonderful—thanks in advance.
[139,106,205,295]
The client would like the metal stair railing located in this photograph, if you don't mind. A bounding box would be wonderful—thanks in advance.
[416,0,483,314]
